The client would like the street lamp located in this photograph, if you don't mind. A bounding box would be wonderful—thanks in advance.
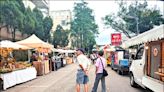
[124,15,139,35]
[124,15,140,49]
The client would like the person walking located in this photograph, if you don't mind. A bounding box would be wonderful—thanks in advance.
[92,50,106,92]
[76,48,91,92]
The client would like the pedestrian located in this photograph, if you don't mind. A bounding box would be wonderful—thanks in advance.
[92,50,106,92]
[76,48,91,92]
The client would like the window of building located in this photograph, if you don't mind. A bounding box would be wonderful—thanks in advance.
[61,20,66,26]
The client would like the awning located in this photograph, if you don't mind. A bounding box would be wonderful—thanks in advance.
[0,40,31,50]
[122,25,164,48]
[16,34,53,49]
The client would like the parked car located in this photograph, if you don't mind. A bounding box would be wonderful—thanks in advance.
[116,59,129,75]
[111,49,130,75]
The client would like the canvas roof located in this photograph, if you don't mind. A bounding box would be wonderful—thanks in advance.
[0,40,31,50]
[16,34,53,49]
[122,25,164,48]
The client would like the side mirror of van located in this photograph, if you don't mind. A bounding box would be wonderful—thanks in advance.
[131,54,135,60]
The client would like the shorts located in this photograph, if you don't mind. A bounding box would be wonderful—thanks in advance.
[76,69,89,84]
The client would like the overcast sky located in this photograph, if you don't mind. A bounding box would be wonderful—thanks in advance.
[49,0,164,45]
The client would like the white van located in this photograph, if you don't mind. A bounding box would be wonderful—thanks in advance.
[123,25,164,92]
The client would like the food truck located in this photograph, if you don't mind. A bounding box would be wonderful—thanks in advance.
[110,47,129,75]
[123,25,164,92]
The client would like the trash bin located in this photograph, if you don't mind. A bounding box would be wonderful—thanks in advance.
[56,61,61,69]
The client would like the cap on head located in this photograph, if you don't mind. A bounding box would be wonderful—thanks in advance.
[76,48,85,54]
[98,50,104,56]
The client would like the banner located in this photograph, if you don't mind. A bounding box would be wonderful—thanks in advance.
[111,33,122,46]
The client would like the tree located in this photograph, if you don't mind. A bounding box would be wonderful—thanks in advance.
[0,0,53,42]
[32,8,44,40]
[0,0,25,41]
[23,7,36,35]
[71,0,98,52]
[53,25,69,48]
[43,16,53,42]
[103,0,164,38]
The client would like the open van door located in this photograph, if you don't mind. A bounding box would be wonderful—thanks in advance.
[130,47,145,87]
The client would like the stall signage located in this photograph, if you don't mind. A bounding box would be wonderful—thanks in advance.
[111,33,122,46]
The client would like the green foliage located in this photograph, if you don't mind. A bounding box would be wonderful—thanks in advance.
[53,25,69,48]
[23,7,35,35]
[0,0,25,41]
[103,0,164,38]
[32,8,44,40]
[71,1,98,52]
[43,16,53,42]
[0,1,53,42]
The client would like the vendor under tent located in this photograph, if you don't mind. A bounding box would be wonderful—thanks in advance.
[51,48,76,65]
[15,34,53,76]
[0,41,36,90]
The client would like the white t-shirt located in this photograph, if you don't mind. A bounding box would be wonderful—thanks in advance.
[77,54,91,70]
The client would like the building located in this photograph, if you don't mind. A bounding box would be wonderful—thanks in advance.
[30,0,49,17]
[22,0,35,10]
[23,0,49,17]
[50,10,72,48]
[50,10,72,31]
[0,27,28,41]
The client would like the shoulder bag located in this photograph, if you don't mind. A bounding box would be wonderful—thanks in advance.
[99,57,108,77]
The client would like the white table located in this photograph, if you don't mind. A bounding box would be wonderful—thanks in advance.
[0,67,37,90]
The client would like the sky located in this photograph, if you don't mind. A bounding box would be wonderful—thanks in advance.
[49,0,164,45]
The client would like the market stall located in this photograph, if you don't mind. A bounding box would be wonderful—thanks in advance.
[16,34,53,75]
[0,40,36,90]
[52,49,75,65]
[0,67,36,90]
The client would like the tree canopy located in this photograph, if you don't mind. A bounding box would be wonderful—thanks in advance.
[0,0,53,42]
[71,0,98,52]
[53,25,69,48]
[103,0,164,38]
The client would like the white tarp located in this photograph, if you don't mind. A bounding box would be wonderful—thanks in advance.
[16,34,53,49]
[52,48,75,53]
[0,40,31,50]
[122,25,164,48]
[0,67,37,90]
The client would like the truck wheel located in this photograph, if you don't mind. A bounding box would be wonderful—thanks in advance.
[130,73,137,87]
[117,70,121,75]
[121,71,124,75]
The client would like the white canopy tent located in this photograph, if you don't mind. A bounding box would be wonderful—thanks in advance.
[52,48,75,53]
[16,34,53,49]
[122,25,164,48]
[0,40,31,50]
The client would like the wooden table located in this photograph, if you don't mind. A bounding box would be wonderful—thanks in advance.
[155,72,164,81]
[155,72,164,77]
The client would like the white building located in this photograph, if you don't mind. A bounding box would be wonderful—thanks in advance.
[23,0,49,17]
[50,10,72,31]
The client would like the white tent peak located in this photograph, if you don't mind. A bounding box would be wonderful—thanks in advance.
[16,34,53,49]
[16,34,46,44]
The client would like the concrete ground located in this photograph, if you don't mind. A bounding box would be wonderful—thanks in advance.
[2,63,145,92]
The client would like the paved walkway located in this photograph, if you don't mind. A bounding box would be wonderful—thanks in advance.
[2,63,144,92]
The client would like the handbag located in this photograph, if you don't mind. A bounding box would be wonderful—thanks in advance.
[100,58,108,77]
